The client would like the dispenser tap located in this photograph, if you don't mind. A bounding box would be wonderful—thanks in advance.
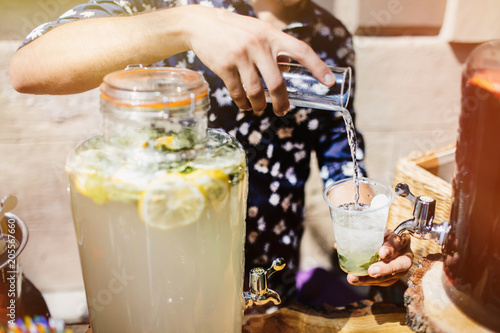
[393,183,450,246]
[0,195,18,221]
[243,258,286,309]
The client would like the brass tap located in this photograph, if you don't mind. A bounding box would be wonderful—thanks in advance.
[243,258,286,309]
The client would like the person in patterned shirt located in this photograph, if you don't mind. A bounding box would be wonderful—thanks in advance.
[10,0,413,306]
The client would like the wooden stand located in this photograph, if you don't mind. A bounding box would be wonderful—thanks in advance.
[404,254,495,333]
[74,301,411,333]
[242,301,411,332]
[68,254,500,333]
[71,254,499,333]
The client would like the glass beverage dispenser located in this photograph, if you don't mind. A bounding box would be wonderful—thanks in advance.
[66,67,251,332]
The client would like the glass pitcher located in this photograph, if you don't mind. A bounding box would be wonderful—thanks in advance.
[442,40,500,331]
[263,63,352,111]
[66,66,248,332]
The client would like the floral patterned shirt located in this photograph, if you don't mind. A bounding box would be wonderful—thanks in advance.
[22,0,367,301]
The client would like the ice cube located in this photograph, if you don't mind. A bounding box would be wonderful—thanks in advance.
[370,194,389,210]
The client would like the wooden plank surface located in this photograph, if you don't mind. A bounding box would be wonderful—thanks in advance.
[242,301,412,333]
[66,325,89,333]
[70,300,412,333]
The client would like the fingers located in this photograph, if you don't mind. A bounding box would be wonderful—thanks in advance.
[380,232,413,262]
[218,67,252,111]
[256,59,289,116]
[346,256,412,286]
[347,272,404,287]
[226,62,288,115]
[222,60,289,116]
[346,232,413,287]
[226,33,335,115]
[190,10,335,115]
[275,38,335,87]
[239,64,268,113]
[346,255,411,286]
[368,254,413,277]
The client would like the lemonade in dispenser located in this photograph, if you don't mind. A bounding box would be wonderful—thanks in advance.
[65,66,270,332]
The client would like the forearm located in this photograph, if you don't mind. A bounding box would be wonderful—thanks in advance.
[9,3,335,115]
[9,6,190,95]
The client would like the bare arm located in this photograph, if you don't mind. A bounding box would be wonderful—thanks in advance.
[9,5,335,115]
[9,6,190,95]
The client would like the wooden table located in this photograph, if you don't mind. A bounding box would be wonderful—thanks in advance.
[67,254,500,333]
[68,300,412,333]
[404,254,496,333]
[242,301,412,332]
[65,325,89,333]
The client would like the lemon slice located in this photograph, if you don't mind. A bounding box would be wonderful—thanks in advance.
[138,174,205,230]
[107,165,152,203]
[73,173,108,204]
[154,135,175,150]
[68,148,111,204]
[185,169,230,206]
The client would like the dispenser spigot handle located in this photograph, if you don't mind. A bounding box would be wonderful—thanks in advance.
[0,195,18,225]
[394,183,416,204]
[393,183,450,246]
[266,258,286,280]
[243,258,286,309]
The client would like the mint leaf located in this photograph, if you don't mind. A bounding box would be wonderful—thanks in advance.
[338,253,348,266]
[358,254,380,270]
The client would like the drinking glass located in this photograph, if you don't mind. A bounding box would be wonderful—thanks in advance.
[323,177,395,276]
[263,63,352,111]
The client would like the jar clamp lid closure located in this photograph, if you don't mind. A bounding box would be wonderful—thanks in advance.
[100,65,210,118]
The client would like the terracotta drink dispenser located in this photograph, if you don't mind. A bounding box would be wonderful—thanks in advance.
[441,40,500,331]
[393,40,500,331]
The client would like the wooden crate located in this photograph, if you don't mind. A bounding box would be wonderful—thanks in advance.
[387,144,455,284]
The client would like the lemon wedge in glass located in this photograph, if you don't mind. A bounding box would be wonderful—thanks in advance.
[138,174,205,230]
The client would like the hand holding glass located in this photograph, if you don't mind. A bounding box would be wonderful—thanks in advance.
[323,177,395,276]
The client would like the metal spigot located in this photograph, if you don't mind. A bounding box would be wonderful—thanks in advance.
[0,195,18,235]
[243,258,286,309]
[0,195,17,221]
[393,183,450,246]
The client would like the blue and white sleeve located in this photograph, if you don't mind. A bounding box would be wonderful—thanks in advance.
[20,0,164,47]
